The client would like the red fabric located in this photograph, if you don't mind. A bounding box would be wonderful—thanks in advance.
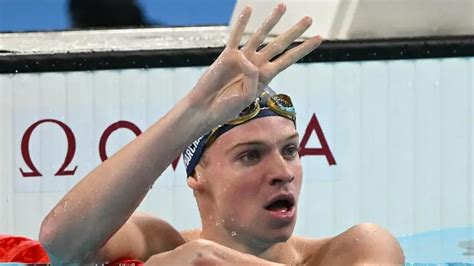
[0,235,143,265]
[108,258,144,265]
[0,235,50,263]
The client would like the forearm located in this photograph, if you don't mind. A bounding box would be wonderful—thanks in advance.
[39,93,207,261]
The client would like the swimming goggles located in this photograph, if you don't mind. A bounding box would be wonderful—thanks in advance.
[205,86,296,147]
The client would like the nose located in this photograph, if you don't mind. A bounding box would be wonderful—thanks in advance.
[266,153,295,186]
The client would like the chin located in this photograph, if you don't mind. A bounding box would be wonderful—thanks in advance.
[253,223,295,245]
[270,232,292,243]
[257,209,298,243]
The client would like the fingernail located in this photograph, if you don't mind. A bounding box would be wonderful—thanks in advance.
[303,16,312,25]
[241,5,252,17]
[313,35,323,43]
[276,3,286,11]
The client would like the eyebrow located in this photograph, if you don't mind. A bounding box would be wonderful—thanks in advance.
[226,133,299,154]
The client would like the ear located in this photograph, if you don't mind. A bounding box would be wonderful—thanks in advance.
[187,166,205,191]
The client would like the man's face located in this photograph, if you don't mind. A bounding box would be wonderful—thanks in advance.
[195,116,303,246]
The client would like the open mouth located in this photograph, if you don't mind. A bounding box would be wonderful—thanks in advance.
[264,195,295,213]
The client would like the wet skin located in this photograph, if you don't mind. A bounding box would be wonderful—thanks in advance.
[191,116,302,254]
[39,3,404,264]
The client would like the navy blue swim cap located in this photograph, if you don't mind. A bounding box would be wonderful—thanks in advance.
[182,90,296,177]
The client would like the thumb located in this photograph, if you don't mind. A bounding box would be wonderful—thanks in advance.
[238,51,259,103]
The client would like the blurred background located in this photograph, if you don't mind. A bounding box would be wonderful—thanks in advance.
[0,0,236,32]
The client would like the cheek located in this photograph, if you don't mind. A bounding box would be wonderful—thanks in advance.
[293,161,303,190]
[207,167,254,199]
[225,179,259,199]
[216,177,262,211]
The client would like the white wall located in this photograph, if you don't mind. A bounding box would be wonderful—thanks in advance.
[231,0,474,39]
[1,58,473,262]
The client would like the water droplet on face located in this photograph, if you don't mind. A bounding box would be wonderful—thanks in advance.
[215,221,220,226]
[231,231,237,237]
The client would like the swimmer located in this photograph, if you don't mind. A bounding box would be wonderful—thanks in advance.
[39,4,404,265]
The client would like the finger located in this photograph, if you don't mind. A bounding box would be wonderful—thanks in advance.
[243,4,286,52]
[267,35,322,76]
[259,16,312,61]
[238,51,260,103]
[227,6,252,49]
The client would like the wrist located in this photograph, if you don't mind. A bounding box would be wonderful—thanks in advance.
[180,89,220,134]
[173,92,215,139]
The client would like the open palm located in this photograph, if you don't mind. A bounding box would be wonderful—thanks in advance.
[190,4,322,127]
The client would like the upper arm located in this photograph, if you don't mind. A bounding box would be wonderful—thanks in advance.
[95,213,186,263]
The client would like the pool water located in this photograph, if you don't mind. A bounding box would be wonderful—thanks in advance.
[398,226,474,264]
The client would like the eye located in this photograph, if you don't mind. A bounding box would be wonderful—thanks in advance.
[238,150,261,164]
[283,145,299,158]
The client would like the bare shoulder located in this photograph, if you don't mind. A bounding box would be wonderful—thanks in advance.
[127,213,186,259]
[302,223,405,265]
[287,235,331,265]
[94,212,185,262]
[131,212,186,244]
[180,228,202,242]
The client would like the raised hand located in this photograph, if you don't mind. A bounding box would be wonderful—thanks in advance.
[188,4,322,128]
